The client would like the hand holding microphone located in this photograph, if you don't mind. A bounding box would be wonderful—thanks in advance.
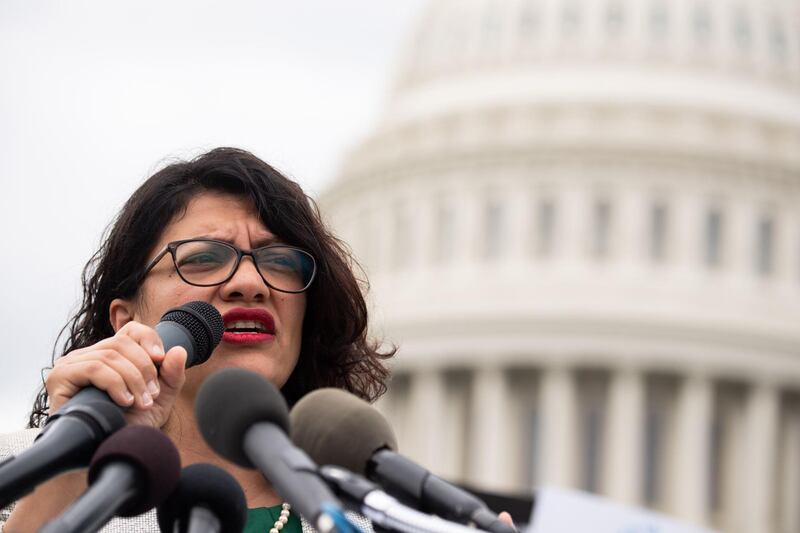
[46,300,224,428]
[0,301,223,510]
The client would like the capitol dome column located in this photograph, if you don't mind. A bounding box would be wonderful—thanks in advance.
[779,409,800,533]
[603,367,644,505]
[407,367,447,471]
[540,366,577,488]
[741,382,778,533]
[468,366,512,491]
[670,373,712,526]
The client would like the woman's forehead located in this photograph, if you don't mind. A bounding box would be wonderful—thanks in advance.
[162,192,274,242]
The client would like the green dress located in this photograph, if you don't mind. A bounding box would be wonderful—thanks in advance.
[245,504,303,533]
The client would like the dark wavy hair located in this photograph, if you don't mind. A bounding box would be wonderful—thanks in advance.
[28,147,394,428]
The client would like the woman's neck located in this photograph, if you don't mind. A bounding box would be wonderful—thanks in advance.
[164,396,284,509]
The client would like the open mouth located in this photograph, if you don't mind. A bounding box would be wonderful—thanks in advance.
[225,320,271,334]
[221,308,275,343]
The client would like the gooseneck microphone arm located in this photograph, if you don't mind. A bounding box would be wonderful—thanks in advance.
[289,388,516,533]
[156,463,247,533]
[319,465,486,533]
[243,424,342,533]
[196,369,358,533]
[38,462,139,533]
[0,390,126,508]
[186,507,222,533]
[40,425,181,533]
[368,449,514,533]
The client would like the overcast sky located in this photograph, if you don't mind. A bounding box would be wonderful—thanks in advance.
[0,0,427,432]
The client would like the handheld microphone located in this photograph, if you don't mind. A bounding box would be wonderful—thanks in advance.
[195,368,343,533]
[290,389,516,533]
[39,425,182,533]
[157,463,247,533]
[50,300,225,420]
[0,301,223,509]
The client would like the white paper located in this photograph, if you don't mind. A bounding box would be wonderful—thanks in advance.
[527,487,719,533]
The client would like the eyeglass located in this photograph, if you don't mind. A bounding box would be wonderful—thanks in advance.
[141,238,317,293]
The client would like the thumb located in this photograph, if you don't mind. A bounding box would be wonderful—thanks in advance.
[498,512,516,530]
[159,346,187,391]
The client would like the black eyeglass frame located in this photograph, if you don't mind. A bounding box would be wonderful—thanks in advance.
[140,238,317,294]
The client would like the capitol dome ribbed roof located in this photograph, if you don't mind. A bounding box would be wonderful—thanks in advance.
[379,0,800,130]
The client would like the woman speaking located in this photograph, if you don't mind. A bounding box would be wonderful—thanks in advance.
[1,147,394,532]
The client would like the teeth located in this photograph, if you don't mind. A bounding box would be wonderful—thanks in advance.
[226,320,268,332]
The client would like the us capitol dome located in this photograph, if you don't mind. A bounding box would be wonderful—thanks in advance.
[320,1,800,532]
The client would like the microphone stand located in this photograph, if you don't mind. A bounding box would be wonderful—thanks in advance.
[186,507,222,533]
[0,387,125,508]
[319,466,489,533]
[38,462,138,533]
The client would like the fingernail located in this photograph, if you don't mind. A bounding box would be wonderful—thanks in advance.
[147,380,159,395]
[142,392,153,406]
[152,344,164,356]
[123,391,135,404]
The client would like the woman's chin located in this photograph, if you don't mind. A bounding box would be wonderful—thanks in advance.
[201,351,291,387]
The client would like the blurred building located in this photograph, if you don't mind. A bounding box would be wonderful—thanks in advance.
[320,1,800,532]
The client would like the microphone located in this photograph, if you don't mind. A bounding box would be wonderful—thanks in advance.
[152,300,226,369]
[0,301,223,509]
[319,465,484,533]
[195,368,343,533]
[290,389,516,533]
[39,425,182,533]
[156,463,247,533]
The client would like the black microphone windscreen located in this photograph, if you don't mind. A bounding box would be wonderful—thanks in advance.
[195,368,290,467]
[157,463,247,533]
[88,425,181,517]
[160,301,224,365]
[290,388,397,476]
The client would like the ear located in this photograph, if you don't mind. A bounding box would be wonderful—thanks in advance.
[109,298,137,332]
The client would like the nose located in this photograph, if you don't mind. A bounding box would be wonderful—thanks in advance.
[219,256,269,302]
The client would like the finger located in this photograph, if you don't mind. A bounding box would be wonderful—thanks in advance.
[61,338,159,408]
[70,328,162,385]
[498,512,516,529]
[47,360,136,410]
[116,321,166,362]
[158,346,187,391]
[112,335,161,399]
[63,335,159,396]
[96,347,159,409]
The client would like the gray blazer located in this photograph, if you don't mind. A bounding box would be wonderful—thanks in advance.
[0,428,372,533]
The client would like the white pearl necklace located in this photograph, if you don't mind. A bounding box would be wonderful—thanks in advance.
[269,502,291,533]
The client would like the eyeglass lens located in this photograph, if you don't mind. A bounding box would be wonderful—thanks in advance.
[174,240,314,291]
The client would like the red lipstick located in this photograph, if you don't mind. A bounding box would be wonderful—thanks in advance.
[221,308,275,345]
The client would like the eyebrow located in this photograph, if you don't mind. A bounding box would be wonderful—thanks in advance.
[192,233,281,248]
[252,235,281,248]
